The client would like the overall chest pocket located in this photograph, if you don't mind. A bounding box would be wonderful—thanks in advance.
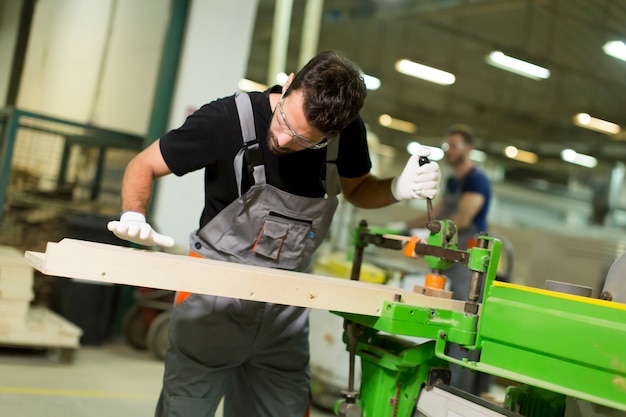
[252,211,314,269]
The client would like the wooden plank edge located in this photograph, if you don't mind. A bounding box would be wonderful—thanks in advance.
[24,251,45,272]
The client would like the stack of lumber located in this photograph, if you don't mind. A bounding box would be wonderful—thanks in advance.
[0,245,82,363]
[0,246,33,324]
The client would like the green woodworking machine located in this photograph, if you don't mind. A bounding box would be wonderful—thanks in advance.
[333,214,626,417]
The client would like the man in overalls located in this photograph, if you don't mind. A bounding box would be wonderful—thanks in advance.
[406,125,492,396]
[107,51,441,417]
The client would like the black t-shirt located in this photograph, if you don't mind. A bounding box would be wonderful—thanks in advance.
[160,86,372,229]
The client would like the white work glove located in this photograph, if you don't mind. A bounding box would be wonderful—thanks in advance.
[391,148,441,201]
[106,211,175,248]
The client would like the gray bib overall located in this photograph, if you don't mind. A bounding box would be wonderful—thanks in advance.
[155,93,340,417]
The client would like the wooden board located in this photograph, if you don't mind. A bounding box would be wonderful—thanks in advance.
[0,246,33,288]
[0,246,26,261]
[0,299,31,324]
[0,245,34,302]
[0,306,82,349]
[1,245,35,324]
[24,239,466,317]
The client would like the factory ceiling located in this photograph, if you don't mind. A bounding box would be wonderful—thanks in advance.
[245,0,626,186]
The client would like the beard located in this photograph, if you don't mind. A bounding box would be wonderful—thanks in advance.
[445,153,465,167]
[267,131,295,155]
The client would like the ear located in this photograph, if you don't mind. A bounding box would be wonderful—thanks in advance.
[281,73,295,94]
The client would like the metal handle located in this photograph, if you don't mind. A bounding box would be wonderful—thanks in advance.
[418,154,435,223]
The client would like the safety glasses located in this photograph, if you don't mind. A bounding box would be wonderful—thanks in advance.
[276,97,329,150]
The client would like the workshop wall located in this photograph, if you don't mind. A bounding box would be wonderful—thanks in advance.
[151,0,260,250]
[16,0,168,134]
[0,1,21,105]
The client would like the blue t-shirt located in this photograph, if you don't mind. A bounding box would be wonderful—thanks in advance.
[445,167,491,232]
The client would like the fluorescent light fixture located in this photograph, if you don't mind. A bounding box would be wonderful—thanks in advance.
[378,114,418,134]
[504,146,519,158]
[394,59,455,85]
[276,72,289,85]
[241,72,380,92]
[362,73,381,90]
[504,146,538,164]
[469,149,487,163]
[485,51,550,80]
[603,40,626,62]
[407,142,444,160]
[561,149,597,168]
[238,78,268,92]
[573,113,621,135]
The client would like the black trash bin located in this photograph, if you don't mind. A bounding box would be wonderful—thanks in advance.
[54,212,127,345]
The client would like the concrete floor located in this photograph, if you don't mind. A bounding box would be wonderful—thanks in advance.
[0,343,335,417]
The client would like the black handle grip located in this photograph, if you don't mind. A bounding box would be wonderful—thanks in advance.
[417,153,435,221]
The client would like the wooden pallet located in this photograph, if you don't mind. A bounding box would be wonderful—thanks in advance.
[0,306,82,364]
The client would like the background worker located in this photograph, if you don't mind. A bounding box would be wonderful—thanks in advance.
[107,51,441,417]
[405,124,492,395]
[405,125,491,292]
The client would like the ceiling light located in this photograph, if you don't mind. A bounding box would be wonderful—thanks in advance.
[561,149,597,168]
[504,146,518,158]
[504,146,538,164]
[603,40,626,62]
[407,142,444,160]
[394,59,455,85]
[238,78,268,92]
[241,72,382,92]
[485,51,550,80]
[276,72,289,85]
[362,73,381,90]
[378,114,418,134]
[573,113,621,135]
[469,149,487,163]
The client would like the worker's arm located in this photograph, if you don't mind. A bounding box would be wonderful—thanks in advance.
[450,192,484,231]
[120,140,172,214]
[340,152,441,209]
[107,140,175,247]
[339,174,396,208]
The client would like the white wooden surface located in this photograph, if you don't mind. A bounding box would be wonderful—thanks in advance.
[25,239,466,317]
[1,245,34,324]
[0,307,82,348]
[0,300,30,325]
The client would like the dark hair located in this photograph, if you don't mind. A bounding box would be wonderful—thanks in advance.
[285,51,367,137]
[447,124,475,145]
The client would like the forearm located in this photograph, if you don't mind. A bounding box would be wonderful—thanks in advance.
[119,140,171,215]
[343,176,397,209]
[120,159,156,215]
[451,193,485,231]
[451,214,473,231]
[341,151,440,209]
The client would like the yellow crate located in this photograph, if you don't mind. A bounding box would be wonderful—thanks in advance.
[313,252,386,284]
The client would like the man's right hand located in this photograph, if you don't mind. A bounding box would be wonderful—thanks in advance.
[107,211,175,248]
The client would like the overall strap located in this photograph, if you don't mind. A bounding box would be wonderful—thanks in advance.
[324,136,341,196]
[233,91,340,197]
[233,92,266,196]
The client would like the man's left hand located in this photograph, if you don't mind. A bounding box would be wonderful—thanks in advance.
[391,149,441,201]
